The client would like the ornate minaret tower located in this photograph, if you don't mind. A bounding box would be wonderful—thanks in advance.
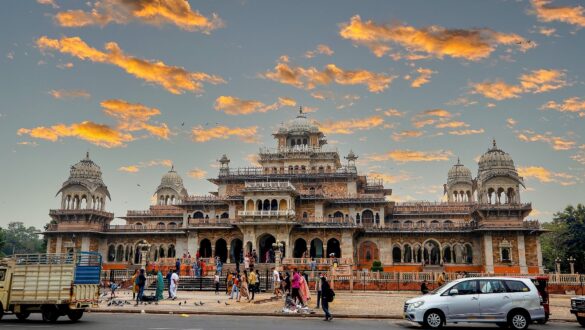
[45,152,113,254]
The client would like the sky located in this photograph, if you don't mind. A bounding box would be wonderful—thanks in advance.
[1,0,584,228]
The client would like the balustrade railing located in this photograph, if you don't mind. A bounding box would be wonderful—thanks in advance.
[244,181,296,190]
[238,210,296,217]
[108,224,182,232]
[188,219,232,227]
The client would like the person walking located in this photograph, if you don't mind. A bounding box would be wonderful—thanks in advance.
[315,272,322,308]
[226,271,234,295]
[272,267,281,297]
[135,269,146,306]
[299,272,311,306]
[175,258,181,276]
[216,257,223,275]
[283,272,291,295]
[255,269,261,294]
[155,270,164,301]
[131,269,139,300]
[244,253,250,271]
[170,269,179,300]
[193,258,200,278]
[230,272,240,300]
[291,268,302,305]
[165,269,172,298]
[239,271,250,302]
[321,274,333,321]
[214,271,220,295]
[248,268,257,301]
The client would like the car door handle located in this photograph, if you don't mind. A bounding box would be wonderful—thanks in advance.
[472,297,478,300]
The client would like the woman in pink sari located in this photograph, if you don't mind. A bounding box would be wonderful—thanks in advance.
[299,273,311,306]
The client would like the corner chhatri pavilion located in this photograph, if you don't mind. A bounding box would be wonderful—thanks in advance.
[44,110,544,274]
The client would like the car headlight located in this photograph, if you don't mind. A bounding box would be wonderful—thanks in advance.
[409,301,425,310]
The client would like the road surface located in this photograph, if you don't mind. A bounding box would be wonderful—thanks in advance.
[0,313,580,329]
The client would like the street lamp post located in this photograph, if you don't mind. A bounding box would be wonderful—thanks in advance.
[568,256,576,274]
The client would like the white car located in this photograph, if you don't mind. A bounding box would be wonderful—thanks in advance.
[404,277,545,329]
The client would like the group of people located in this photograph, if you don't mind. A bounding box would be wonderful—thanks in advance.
[272,267,334,321]
[225,268,260,302]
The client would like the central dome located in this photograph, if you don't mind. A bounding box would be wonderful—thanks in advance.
[277,108,320,134]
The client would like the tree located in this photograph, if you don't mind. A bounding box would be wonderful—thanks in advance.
[540,204,585,273]
[0,227,5,257]
[0,222,45,256]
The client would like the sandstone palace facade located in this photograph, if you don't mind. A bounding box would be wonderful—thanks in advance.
[44,111,544,274]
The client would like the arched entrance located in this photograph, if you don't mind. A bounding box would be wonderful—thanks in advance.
[215,239,228,263]
[246,241,253,255]
[310,238,323,258]
[293,238,307,258]
[258,234,276,263]
[423,240,441,265]
[358,241,379,269]
[392,246,401,263]
[230,239,243,263]
[199,239,212,258]
[362,210,374,227]
[326,238,341,258]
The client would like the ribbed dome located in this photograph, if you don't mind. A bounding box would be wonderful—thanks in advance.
[478,140,516,173]
[447,158,472,185]
[277,108,320,134]
[69,152,104,181]
[156,165,187,197]
[160,166,184,187]
[57,152,110,199]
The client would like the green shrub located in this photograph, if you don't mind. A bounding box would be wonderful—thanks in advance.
[371,260,383,272]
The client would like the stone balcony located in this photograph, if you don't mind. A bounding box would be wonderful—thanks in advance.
[243,181,296,192]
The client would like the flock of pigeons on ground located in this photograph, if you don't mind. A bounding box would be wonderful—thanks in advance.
[100,291,230,307]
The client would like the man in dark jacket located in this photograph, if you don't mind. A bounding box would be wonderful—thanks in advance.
[135,269,146,305]
[321,274,332,321]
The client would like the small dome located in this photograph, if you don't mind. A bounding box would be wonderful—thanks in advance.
[478,139,516,174]
[57,152,110,199]
[69,152,103,181]
[447,158,472,186]
[160,166,184,187]
[156,165,187,197]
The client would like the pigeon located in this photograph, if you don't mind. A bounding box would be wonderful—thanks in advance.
[199,301,204,305]
[225,302,230,306]
[137,184,141,187]
[184,301,187,304]
[107,301,112,306]
[217,300,220,304]
[193,302,199,306]
[179,302,182,306]
[181,122,185,127]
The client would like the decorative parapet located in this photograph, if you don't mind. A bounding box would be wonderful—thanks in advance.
[237,210,296,217]
[49,209,114,218]
[243,181,296,192]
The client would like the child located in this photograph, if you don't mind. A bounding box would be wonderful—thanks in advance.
[110,281,119,299]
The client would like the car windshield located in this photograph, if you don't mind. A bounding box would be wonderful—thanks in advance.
[429,282,450,295]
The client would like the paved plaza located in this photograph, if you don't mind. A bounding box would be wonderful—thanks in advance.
[90,289,577,322]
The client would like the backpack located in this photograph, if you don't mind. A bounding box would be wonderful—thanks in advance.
[327,288,335,302]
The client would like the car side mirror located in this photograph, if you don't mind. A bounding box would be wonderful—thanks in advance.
[449,288,459,296]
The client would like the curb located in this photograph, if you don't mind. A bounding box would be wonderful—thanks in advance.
[87,309,576,322]
[88,308,403,319]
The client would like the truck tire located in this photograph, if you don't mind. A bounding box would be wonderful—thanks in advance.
[41,306,60,323]
[16,312,30,320]
[578,316,585,327]
[0,303,4,320]
[67,309,84,322]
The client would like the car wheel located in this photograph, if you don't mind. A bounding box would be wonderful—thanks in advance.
[423,310,444,329]
[16,312,30,321]
[508,310,530,330]
[578,316,585,327]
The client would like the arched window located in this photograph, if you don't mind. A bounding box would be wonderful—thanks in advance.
[302,212,308,219]
[107,245,116,262]
[220,212,229,219]
[303,138,308,145]
[193,211,204,219]
[392,246,401,263]
[168,222,177,228]
[356,213,361,224]
[270,199,278,211]
[375,213,380,224]
[168,244,176,258]
[333,211,344,219]
[157,222,165,229]
[159,245,165,259]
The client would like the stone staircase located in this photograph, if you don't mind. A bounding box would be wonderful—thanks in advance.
[147,274,275,292]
